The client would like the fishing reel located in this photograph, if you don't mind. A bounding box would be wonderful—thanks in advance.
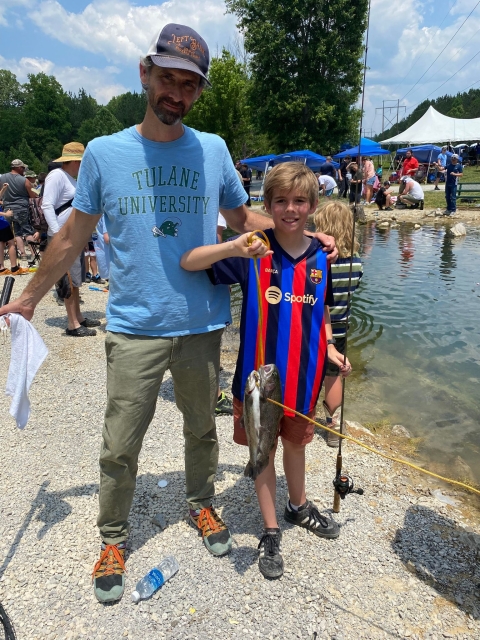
[333,473,364,500]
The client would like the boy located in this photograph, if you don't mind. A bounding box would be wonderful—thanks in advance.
[444,153,463,216]
[374,180,393,211]
[181,163,351,579]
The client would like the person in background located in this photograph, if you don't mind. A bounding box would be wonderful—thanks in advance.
[337,155,351,198]
[215,212,234,417]
[92,215,110,283]
[240,163,252,206]
[318,173,336,198]
[348,162,363,205]
[398,149,419,197]
[0,207,23,276]
[434,146,447,191]
[42,142,101,337]
[374,181,394,211]
[444,153,463,216]
[84,236,104,284]
[376,163,383,178]
[314,200,363,446]
[398,176,424,209]
[0,158,39,267]
[319,155,337,179]
[362,156,375,204]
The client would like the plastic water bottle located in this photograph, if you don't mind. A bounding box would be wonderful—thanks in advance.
[131,556,179,603]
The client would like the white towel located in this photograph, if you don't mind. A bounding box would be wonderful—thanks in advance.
[0,313,49,429]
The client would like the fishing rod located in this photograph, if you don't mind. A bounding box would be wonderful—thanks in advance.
[333,0,371,513]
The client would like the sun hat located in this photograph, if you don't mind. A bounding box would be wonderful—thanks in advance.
[25,170,37,178]
[54,142,85,163]
[11,159,25,168]
[146,23,211,86]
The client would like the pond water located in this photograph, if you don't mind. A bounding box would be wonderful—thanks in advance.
[346,222,480,483]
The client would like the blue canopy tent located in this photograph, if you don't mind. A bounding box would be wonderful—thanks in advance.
[334,137,389,159]
[396,144,453,163]
[273,149,339,170]
[240,154,276,171]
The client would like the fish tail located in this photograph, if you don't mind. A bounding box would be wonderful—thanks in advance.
[251,459,268,481]
[244,461,254,478]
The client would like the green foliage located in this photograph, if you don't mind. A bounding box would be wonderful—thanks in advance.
[107,91,146,127]
[66,89,99,138]
[78,107,123,145]
[8,139,42,174]
[185,49,273,159]
[0,70,24,108]
[225,0,368,152]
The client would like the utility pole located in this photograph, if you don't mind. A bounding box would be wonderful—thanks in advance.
[375,100,406,134]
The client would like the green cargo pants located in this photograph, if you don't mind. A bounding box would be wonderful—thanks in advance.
[98,329,223,544]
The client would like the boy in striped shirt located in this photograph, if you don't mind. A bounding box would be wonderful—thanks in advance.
[181,163,352,579]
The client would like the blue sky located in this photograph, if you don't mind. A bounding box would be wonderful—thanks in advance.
[1,0,480,136]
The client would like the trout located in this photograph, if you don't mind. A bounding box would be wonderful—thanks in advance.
[243,364,283,480]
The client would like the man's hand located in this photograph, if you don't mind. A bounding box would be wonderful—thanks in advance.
[305,232,338,263]
[0,296,35,323]
[327,346,352,376]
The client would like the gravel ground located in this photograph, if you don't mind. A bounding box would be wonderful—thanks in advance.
[0,274,479,640]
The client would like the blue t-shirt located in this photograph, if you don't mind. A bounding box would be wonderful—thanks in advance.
[437,153,447,169]
[446,162,463,187]
[73,125,247,336]
[319,162,336,178]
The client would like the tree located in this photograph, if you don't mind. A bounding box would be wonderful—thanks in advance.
[0,70,24,108]
[78,107,123,145]
[184,49,273,159]
[22,73,71,157]
[66,89,99,138]
[225,0,368,152]
[107,91,146,127]
[8,139,42,173]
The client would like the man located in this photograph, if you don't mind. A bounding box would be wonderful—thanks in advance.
[42,142,100,337]
[337,155,351,198]
[0,159,39,268]
[444,153,463,216]
[398,176,424,208]
[434,146,447,191]
[318,173,336,198]
[319,156,337,179]
[362,156,375,204]
[398,149,419,197]
[0,23,337,604]
[239,163,252,206]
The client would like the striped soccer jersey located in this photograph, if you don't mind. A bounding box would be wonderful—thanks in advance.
[329,255,363,338]
[210,229,334,416]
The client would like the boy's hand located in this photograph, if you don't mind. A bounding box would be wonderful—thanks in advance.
[232,233,273,259]
[327,345,352,377]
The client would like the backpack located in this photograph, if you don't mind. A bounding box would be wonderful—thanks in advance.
[28,196,47,231]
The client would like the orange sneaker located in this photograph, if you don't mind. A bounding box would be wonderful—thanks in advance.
[92,541,127,603]
[0,268,12,275]
[189,505,232,556]
[11,267,30,275]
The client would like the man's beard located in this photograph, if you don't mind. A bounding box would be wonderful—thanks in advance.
[147,86,189,126]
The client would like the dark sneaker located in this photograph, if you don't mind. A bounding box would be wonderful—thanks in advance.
[93,274,105,284]
[215,391,233,416]
[85,272,92,284]
[434,186,440,190]
[284,500,340,539]
[92,542,126,603]
[66,326,97,337]
[80,318,101,328]
[258,529,283,579]
[190,506,232,556]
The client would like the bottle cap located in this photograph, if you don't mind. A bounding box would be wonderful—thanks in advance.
[131,590,141,603]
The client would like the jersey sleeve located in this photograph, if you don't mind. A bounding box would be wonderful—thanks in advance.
[72,145,103,215]
[208,253,250,287]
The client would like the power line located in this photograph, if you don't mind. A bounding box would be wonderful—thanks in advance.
[390,0,459,96]
[400,0,480,102]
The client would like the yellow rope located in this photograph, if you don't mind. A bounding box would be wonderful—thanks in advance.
[247,231,271,367]
[266,398,480,497]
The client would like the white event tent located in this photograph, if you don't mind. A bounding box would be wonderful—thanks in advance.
[380,106,480,144]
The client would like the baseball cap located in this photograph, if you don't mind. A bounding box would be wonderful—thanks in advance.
[452,153,459,159]
[11,159,25,168]
[146,23,211,86]
[401,175,411,181]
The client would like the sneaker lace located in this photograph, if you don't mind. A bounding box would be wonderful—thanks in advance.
[306,503,330,530]
[258,533,280,556]
[92,544,126,580]
[197,507,226,538]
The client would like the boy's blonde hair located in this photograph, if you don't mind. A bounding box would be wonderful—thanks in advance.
[314,201,359,258]
[264,163,319,207]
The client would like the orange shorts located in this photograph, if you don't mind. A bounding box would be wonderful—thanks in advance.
[233,397,315,447]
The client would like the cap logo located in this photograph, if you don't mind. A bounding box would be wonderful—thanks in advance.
[167,34,205,61]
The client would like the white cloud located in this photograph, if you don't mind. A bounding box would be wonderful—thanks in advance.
[0,0,33,27]
[32,0,239,63]
[0,56,128,104]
